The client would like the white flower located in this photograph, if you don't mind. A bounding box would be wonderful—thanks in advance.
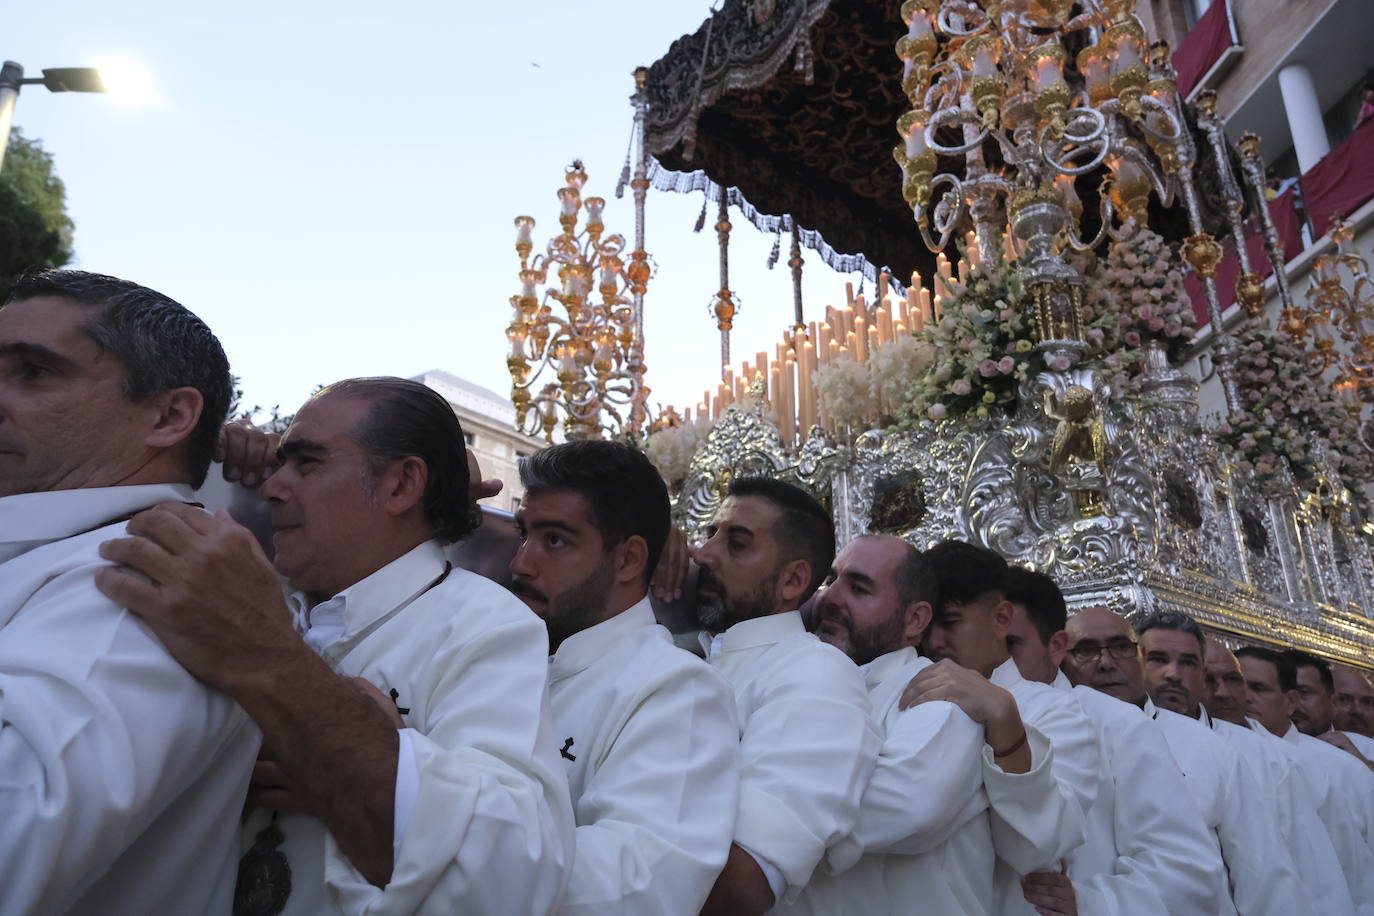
[813,357,876,429]
[869,336,935,405]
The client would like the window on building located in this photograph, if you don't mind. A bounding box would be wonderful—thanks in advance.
[1183,0,1212,30]
[464,431,475,446]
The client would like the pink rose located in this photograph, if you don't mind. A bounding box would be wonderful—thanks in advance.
[1131,289,1146,305]
[927,403,947,420]
[951,379,973,396]
[998,356,1016,373]
[979,359,999,377]
[1148,317,1164,331]
[1124,331,1142,347]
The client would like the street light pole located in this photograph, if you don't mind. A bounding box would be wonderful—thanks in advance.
[0,60,108,171]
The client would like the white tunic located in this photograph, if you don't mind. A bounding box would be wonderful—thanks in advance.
[242,540,574,915]
[1207,712,1356,916]
[989,657,1095,916]
[1063,684,1225,915]
[705,610,880,905]
[1346,730,1374,761]
[781,648,992,915]
[546,597,738,915]
[0,484,259,916]
[1146,700,1302,916]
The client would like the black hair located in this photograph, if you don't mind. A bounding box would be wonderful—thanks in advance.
[1237,645,1297,692]
[923,539,1010,611]
[318,377,474,543]
[5,269,231,488]
[727,476,835,600]
[519,439,671,581]
[1282,648,1334,694]
[1006,566,1067,643]
[1134,610,1206,654]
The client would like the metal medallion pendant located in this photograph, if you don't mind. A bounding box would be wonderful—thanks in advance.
[233,819,292,916]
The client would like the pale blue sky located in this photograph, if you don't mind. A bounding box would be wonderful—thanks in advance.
[7,0,866,425]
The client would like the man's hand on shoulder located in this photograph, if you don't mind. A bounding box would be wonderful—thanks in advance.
[216,419,281,488]
[1317,730,1374,769]
[1022,863,1078,916]
[95,502,300,692]
[899,658,1030,773]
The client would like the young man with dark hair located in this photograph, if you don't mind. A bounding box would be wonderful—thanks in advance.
[1285,650,1374,769]
[906,541,1097,916]
[690,477,878,914]
[1333,664,1374,739]
[796,535,1080,916]
[511,440,739,915]
[1238,645,1374,910]
[100,377,575,915]
[0,270,258,914]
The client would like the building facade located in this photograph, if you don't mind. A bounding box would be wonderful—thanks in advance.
[413,369,547,514]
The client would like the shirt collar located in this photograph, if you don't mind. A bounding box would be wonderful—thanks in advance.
[704,609,805,658]
[1051,669,1072,691]
[296,539,448,643]
[549,595,655,682]
[1197,704,1214,728]
[862,646,922,691]
[0,484,194,564]
[1281,721,1301,744]
[989,656,1025,690]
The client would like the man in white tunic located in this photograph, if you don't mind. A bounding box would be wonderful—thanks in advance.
[1334,664,1374,740]
[1203,640,1357,916]
[788,536,1070,915]
[0,270,259,915]
[1238,645,1374,912]
[691,477,880,915]
[1011,599,1223,915]
[99,377,573,915]
[1286,650,1374,771]
[1132,611,1303,915]
[509,440,739,915]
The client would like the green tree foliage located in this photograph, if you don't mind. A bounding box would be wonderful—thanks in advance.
[0,128,75,301]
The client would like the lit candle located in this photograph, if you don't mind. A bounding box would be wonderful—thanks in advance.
[970,38,999,78]
[583,196,605,234]
[1078,46,1110,101]
[868,325,881,360]
[756,351,769,381]
[828,339,840,364]
[514,216,535,250]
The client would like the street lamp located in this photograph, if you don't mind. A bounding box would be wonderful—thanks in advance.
[0,61,108,171]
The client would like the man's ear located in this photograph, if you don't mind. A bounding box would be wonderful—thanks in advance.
[989,598,1014,638]
[1284,689,1299,718]
[144,386,204,450]
[615,535,650,586]
[903,600,933,646]
[376,456,429,517]
[776,557,813,608]
[1048,630,1070,668]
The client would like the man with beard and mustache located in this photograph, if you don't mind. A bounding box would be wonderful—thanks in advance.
[1031,605,1223,916]
[100,377,574,915]
[1237,646,1374,912]
[1204,640,1358,916]
[1131,612,1303,915]
[510,440,739,916]
[690,477,879,915]
[1334,665,1374,740]
[1286,650,1374,771]
[782,536,1076,916]
[899,546,1094,916]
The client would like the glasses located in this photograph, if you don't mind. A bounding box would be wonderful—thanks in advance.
[1068,639,1138,665]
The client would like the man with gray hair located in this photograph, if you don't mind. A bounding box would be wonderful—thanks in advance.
[1134,610,1303,915]
[0,270,259,914]
[99,377,574,915]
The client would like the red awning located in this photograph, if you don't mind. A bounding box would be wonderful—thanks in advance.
[1185,191,1303,328]
[1301,116,1374,239]
[1173,0,1241,99]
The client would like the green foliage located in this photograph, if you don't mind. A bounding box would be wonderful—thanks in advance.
[0,128,75,301]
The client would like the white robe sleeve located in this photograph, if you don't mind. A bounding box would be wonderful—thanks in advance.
[1277,759,1358,915]
[826,699,985,870]
[733,644,879,902]
[558,664,740,916]
[1072,703,1223,916]
[0,564,255,915]
[982,722,1085,874]
[324,614,574,916]
[1211,739,1303,916]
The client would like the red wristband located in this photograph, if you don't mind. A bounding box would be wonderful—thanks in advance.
[992,729,1028,759]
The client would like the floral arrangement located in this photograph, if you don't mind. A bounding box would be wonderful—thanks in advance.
[645,413,716,487]
[813,356,876,430]
[868,335,935,411]
[899,255,1044,423]
[1214,320,1373,500]
[1083,227,1196,381]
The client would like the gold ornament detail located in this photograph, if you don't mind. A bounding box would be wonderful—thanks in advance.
[1235,272,1266,317]
[1181,232,1224,280]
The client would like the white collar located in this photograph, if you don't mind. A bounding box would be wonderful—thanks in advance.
[0,484,194,564]
[1051,669,1072,691]
[291,540,448,650]
[862,646,924,690]
[989,656,1024,691]
[701,609,804,659]
[548,595,655,682]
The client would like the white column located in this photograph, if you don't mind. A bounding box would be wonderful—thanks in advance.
[1279,62,1330,173]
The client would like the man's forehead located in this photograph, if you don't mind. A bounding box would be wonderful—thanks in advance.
[1239,655,1277,683]
[283,394,370,445]
[0,295,97,351]
[712,494,780,531]
[1140,628,1201,656]
[516,488,595,527]
[1067,607,1132,641]
[835,537,903,578]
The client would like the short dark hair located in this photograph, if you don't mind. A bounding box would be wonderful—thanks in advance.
[1006,567,1067,643]
[924,539,1009,611]
[1237,645,1297,692]
[5,269,231,488]
[855,534,934,607]
[1135,611,1205,654]
[1282,649,1334,694]
[727,476,835,599]
[317,377,474,544]
[518,439,671,581]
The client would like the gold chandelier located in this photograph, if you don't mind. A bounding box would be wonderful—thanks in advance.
[506,160,652,442]
[1285,217,1374,405]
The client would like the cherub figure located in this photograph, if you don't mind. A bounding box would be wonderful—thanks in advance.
[1045,384,1108,475]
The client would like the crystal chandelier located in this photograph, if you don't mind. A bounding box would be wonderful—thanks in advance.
[892,0,1242,409]
[506,160,652,442]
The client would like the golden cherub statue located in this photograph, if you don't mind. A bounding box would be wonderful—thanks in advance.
[1046,385,1108,475]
